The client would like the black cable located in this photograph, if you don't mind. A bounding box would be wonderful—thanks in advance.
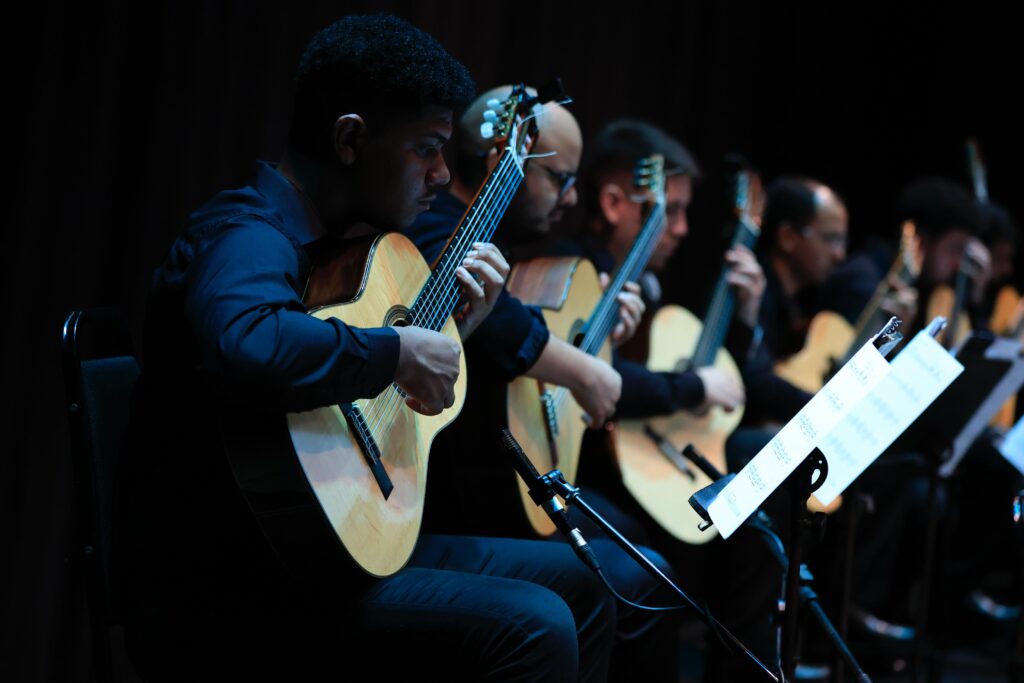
[594,568,691,613]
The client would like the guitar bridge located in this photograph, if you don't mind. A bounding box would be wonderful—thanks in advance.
[341,403,394,500]
[541,389,560,438]
[643,424,695,481]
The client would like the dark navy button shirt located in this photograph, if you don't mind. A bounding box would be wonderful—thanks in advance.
[123,162,402,642]
[147,161,400,411]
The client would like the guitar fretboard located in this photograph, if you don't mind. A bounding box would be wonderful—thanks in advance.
[410,150,524,332]
[578,199,667,356]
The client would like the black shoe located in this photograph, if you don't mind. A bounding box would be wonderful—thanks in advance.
[968,589,1022,623]
[793,662,831,681]
[849,605,916,642]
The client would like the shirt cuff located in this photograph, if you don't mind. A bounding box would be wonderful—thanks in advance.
[352,326,402,397]
[519,306,552,372]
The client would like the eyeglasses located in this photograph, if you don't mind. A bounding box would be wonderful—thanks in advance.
[801,226,847,250]
[532,163,577,197]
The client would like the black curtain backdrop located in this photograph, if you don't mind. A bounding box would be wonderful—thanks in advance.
[5,2,1022,680]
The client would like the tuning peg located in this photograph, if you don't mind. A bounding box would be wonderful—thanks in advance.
[483,109,499,123]
[480,122,495,139]
[487,98,503,110]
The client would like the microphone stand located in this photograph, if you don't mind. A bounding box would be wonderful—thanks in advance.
[500,429,779,682]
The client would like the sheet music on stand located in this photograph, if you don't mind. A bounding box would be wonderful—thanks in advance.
[705,320,898,539]
[704,318,961,538]
[936,335,1024,477]
[1000,415,1024,476]
[813,327,964,505]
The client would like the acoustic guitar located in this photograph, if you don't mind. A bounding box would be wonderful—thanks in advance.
[776,221,922,393]
[925,138,996,352]
[225,85,547,577]
[506,155,667,536]
[614,169,761,544]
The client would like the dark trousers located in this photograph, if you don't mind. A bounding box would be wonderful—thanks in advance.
[128,534,617,682]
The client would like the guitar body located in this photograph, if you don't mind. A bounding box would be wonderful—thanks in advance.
[616,304,743,544]
[989,286,1021,429]
[227,233,466,579]
[991,285,1021,336]
[926,285,972,349]
[774,311,855,393]
[507,256,611,536]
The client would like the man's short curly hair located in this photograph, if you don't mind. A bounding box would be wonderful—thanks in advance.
[895,177,980,241]
[288,14,475,160]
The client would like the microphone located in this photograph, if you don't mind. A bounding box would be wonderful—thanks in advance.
[499,429,601,572]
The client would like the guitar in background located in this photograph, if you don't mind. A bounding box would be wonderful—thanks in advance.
[776,221,922,393]
[506,154,666,536]
[614,168,761,545]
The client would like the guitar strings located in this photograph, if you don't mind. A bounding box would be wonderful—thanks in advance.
[545,201,668,415]
[362,151,525,436]
[364,155,523,434]
[361,152,519,432]
[583,205,666,355]
[581,174,667,356]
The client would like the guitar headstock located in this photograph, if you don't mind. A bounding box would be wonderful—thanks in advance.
[731,165,764,236]
[966,137,989,202]
[632,154,666,209]
[899,220,923,280]
[479,81,566,171]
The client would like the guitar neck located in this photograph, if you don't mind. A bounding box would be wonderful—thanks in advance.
[691,217,759,367]
[578,202,666,356]
[847,256,915,360]
[411,150,524,331]
[944,264,972,349]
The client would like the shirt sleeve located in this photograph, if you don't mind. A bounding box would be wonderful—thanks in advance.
[184,220,400,412]
[724,318,756,364]
[818,255,884,325]
[612,352,706,419]
[464,289,551,382]
[740,342,812,424]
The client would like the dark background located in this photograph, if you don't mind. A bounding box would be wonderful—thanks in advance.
[5,1,1021,679]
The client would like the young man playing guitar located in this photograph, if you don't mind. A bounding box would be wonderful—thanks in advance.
[122,16,618,681]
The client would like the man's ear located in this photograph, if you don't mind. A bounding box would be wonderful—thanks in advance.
[776,222,800,254]
[332,114,367,166]
[598,183,629,225]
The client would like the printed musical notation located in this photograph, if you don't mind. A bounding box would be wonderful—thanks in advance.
[814,330,963,505]
[707,342,892,538]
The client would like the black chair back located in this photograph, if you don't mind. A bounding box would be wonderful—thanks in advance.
[62,309,140,683]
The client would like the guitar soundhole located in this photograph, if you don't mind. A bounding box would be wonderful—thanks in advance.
[385,305,411,327]
[569,319,585,348]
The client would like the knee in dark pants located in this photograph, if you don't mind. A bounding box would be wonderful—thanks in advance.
[490,581,583,682]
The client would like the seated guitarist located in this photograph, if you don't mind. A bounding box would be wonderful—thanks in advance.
[814,177,1010,636]
[565,120,759,422]
[405,87,687,682]
[746,176,849,425]
[121,16,619,682]
[557,120,786,682]
[819,177,987,339]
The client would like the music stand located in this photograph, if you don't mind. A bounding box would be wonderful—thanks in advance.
[891,332,1023,681]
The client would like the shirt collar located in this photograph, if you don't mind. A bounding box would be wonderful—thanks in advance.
[254,161,326,246]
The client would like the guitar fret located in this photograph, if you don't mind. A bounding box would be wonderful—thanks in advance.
[411,152,523,331]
